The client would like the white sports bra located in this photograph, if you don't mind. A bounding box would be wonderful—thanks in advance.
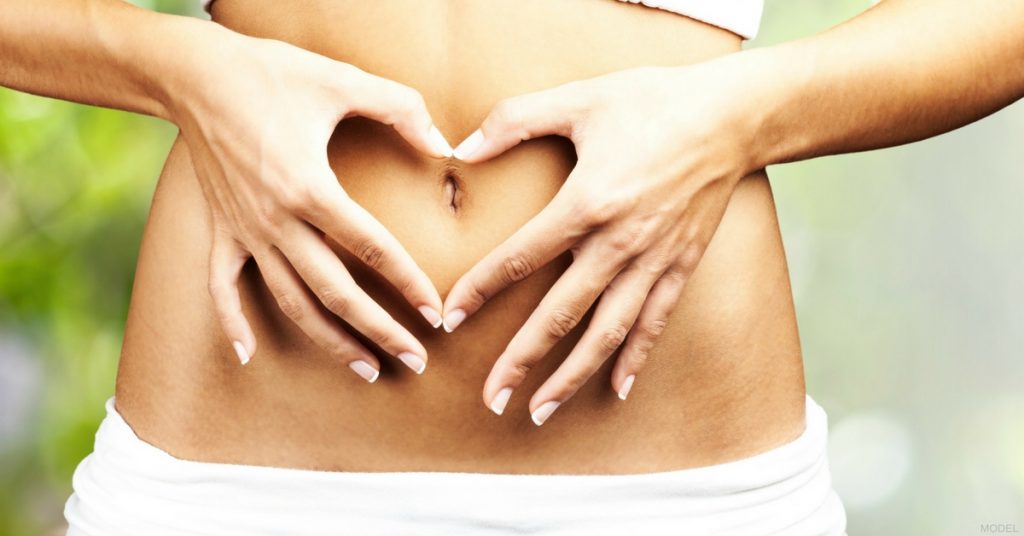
[200,0,764,40]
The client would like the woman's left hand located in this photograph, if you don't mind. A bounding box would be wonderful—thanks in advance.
[441,59,760,425]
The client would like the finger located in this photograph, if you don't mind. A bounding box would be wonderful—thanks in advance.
[277,220,429,375]
[481,242,627,417]
[528,263,660,423]
[253,246,382,383]
[207,229,257,365]
[441,178,594,333]
[451,81,586,163]
[611,265,689,400]
[296,176,443,330]
[341,66,453,158]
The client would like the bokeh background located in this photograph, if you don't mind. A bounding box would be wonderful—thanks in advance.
[1,0,1021,534]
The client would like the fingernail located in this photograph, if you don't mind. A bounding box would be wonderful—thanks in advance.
[428,125,454,158]
[452,129,484,160]
[618,374,635,400]
[442,308,467,333]
[232,340,250,365]
[490,387,514,415]
[531,400,561,426]
[417,305,443,328]
[398,351,427,374]
[348,360,380,383]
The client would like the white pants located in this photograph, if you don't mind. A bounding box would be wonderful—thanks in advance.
[64,395,846,535]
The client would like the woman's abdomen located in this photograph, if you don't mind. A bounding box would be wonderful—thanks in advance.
[114,0,806,473]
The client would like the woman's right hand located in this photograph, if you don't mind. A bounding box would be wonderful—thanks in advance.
[167,27,452,380]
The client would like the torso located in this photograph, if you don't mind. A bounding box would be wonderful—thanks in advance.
[115,0,806,474]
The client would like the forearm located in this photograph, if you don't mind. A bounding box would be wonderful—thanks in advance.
[0,0,226,121]
[738,0,1024,170]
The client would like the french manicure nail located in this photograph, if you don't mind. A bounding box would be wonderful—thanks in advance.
[349,360,380,383]
[618,374,635,400]
[398,351,427,374]
[442,308,467,333]
[452,129,484,160]
[428,125,454,158]
[417,305,443,328]
[490,387,514,415]
[232,340,250,365]
[531,400,561,426]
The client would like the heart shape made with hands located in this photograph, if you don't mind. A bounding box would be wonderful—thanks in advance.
[213,63,739,427]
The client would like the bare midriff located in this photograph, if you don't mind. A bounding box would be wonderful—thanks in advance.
[114,0,807,474]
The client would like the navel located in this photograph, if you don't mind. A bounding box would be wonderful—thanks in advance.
[441,165,464,214]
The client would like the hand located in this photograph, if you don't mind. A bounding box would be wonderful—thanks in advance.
[444,60,757,423]
[169,28,454,379]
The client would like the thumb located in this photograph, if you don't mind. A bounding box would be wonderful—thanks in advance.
[452,82,585,163]
[340,65,453,159]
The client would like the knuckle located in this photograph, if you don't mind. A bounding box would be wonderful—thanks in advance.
[606,232,630,256]
[605,199,631,222]
[390,87,426,124]
[606,226,646,258]
[562,79,600,116]
[545,308,581,340]
[325,338,352,358]
[579,195,621,228]
[228,222,262,247]
[508,360,534,383]
[280,185,315,214]
[318,287,350,317]
[275,292,305,321]
[207,277,224,299]
[628,346,651,368]
[294,184,332,218]
[332,62,362,92]
[639,252,673,275]
[401,88,426,114]
[465,281,490,309]
[253,203,288,240]
[597,323,629,353]
[489,98,523,136]
[353,239,386,270]
[366,327,393,349]
[639,318,669,341]
[677,241,705,272]
[559,370,589,395]
[393,275,416,297]
[663,264,689,285]
[210,298,238,324]
[500,254,535,285]
[252,200,277,225]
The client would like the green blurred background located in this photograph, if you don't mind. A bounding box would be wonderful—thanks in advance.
[1,1,1021,534]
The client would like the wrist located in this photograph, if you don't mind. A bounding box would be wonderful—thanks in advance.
[660,47,792,179]
[116,11,244,124]
[732,42,819,171]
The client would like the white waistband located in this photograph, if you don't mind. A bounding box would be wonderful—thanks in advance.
[65,394,845,536]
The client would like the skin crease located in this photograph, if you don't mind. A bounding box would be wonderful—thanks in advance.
[0,0,1019,475]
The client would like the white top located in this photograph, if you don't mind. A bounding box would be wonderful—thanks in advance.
[200,0,764,40]
[616,0,763,39]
